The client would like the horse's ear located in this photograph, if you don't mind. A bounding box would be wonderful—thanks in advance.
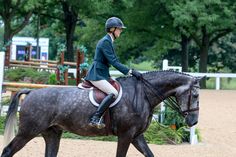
[195,76,206,83]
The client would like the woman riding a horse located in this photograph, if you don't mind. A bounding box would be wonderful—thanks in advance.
[85,17,142,128]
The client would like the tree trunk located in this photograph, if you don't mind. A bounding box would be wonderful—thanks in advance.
[61,1,78,62]
[3,21,13,66]
[181,34,189,72]
[65,23,76,61]
[3,21,13,44]
[199,26,210,88]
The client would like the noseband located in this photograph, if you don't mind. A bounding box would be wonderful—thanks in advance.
[140,77,199,117]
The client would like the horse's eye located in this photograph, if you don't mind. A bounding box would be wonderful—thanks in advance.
[193,94,199,98]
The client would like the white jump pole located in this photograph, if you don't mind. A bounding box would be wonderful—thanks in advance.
[216,77,220,90]
[162,59,168,70]
[190,126,198,145]
[0,51,5,116]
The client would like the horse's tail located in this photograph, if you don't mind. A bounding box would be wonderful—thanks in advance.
[3,89,32,147]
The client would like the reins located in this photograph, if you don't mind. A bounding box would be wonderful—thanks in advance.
[139,76,198,117]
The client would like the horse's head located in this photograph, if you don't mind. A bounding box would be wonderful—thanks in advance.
[119,71,204,127]
[175,76,203,127]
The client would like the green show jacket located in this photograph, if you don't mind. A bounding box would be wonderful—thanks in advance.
[85,34,130,81]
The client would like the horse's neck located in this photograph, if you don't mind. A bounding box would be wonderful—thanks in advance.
[143,72,191,101]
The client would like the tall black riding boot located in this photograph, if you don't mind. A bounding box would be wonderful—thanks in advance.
[89,93,115,129]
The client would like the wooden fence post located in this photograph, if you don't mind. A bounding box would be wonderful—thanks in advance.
[76,50,81,85]
[76,49,85,85]
[64,69,68,85]
[56,52,68,85]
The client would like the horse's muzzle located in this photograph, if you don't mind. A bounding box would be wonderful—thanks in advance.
[185,113,199,127]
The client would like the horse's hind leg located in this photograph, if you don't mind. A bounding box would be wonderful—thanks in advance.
[1,134,35,157]
[132,134,154,157]
[41,127,63,157]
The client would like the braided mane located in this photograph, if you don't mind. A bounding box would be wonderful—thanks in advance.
[142,70,192,77]
[116,70,193,81]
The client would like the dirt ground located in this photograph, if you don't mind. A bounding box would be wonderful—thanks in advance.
[1,90,236,157]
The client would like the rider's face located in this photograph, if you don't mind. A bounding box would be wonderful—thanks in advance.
[114,28,123,38]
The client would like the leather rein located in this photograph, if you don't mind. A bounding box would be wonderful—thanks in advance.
[139,76,199,117]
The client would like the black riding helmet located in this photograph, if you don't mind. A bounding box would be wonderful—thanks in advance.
[105,17,126,39]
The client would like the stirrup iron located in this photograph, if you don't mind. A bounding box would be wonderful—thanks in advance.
[96,116,105,129]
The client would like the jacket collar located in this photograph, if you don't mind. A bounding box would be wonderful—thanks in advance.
[106,33,114,43]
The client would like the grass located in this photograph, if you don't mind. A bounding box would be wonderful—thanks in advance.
[206,77,236,90]
[129,61,156,71]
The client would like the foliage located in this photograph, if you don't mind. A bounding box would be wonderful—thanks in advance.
[206,77,236,90]
[57,44,66,54]
[162,0,236,75]
[57,65,69,83]
[48,73,57,85]
[1,96,11,106]
[162,106,186,129]
[209,33,236,73]
[130,61,156,71]
[78,45,88,54]
[0,0,37,43]
[62,131,117,142]
[0,116,6,134]
[61,121,191,145]
[144,121,184,144]
[1,0,236,79]
[77,45,90,70]
[4,68,51,84]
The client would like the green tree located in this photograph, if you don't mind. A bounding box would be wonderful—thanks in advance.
[162,0,236,87]
[37,0,117,61]
[0,0,38,43]
[209,33,236,72]
[0,0,39,63]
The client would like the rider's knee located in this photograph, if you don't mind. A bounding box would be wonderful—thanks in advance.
[110,90,118,99]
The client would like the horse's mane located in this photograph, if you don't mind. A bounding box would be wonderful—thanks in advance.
[116,70,193,81]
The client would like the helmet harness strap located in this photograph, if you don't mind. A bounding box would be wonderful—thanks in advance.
[111,27,117,40]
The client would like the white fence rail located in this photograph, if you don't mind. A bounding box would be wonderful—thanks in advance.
[109,71,236,90]
[186,72,236,90]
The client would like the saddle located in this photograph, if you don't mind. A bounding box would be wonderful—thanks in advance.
[78,79,122,107]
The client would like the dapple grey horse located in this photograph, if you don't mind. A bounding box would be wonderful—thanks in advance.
[1,71,202,157]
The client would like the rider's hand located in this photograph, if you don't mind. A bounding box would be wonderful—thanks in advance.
[131,69,142,80]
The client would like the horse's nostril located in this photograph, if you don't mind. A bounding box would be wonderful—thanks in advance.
[183,112,188,118]
[193,121,198,126]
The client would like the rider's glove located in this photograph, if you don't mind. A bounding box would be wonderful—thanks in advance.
[130,69,142,80]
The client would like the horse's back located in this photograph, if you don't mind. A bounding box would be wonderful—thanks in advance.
[19,87,97,132]
[21,87,89,107]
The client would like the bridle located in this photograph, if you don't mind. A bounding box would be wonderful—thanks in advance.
[180,85,200,116]
[180,86,200,116]
[140,77,199,117]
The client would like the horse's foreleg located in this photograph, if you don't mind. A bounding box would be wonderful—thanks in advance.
[132,134,154,157]
[41,127,63,157]
[1,134,34,157]
[116,134,133,157]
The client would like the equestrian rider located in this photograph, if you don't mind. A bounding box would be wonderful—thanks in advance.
[85,17,142,129]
